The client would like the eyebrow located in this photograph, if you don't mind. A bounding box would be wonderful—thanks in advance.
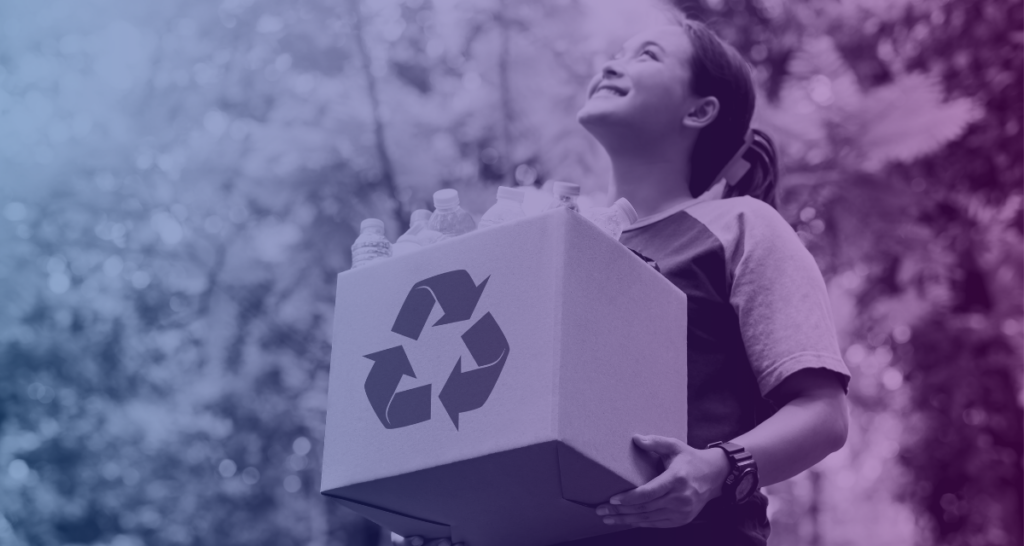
[613,39,666,59]
[637,40,666,53]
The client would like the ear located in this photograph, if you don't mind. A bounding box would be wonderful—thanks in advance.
[682,96,720,129]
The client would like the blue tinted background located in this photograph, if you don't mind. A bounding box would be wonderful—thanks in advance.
[1,0,1021,545]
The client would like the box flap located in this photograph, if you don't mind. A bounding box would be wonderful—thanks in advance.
[324,494,451,541]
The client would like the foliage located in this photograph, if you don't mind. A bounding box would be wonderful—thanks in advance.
[0,0,1020,545]
[680,0,1022,544]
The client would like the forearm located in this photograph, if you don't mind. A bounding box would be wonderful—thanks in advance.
[727,391,848,488]
[596,373,849,527]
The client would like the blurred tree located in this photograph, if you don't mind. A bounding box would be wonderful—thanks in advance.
[0,0,1019,545]
[0,0,394,543]
[671,0,1021,544]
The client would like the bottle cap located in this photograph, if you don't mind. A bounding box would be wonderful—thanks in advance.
[552,181,580,197]
[410,209,431,224]
[433,188,460,208]
[360,218,385,231]
[496,186,526,203]
[613,198,639,224]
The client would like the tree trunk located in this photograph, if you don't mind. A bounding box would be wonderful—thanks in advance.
[809,469,823,546]
[497,0,514,186]
[348,0,408,232]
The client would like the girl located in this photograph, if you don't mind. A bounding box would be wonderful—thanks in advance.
[403,11,851,546]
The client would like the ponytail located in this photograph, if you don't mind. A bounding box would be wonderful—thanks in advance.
[671,15,781,210]
[722,128,779,209]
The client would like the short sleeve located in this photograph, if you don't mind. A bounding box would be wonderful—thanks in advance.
[727,199,851,397]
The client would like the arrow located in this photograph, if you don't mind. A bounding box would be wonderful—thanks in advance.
[431,272,489,327]
[363,346,432,429]
[438,312,509,429]
[392,270,489,340]
[391,284,435,341]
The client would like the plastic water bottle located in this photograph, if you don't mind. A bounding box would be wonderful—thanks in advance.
[416,228,446,246]
[478,187,527,229]
[427,189,476,239]
[547,181,580,212]
[582,198,639,241]
[351,218,392,269]
[392,209,432,256]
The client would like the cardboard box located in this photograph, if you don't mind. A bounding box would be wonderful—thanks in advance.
[321,207,688,546]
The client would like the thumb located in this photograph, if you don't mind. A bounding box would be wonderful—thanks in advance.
[633,434,684,457]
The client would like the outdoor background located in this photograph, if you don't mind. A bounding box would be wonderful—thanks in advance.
[0,0,1021,544]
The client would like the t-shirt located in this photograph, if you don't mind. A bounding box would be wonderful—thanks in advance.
[557,196,852,546]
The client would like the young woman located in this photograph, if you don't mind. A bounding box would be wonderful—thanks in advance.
[402,12,851,546]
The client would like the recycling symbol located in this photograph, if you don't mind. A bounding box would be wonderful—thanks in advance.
[363,270,509,430]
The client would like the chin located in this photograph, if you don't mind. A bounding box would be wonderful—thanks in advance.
[578,100,618,127]
[577,104,634,145]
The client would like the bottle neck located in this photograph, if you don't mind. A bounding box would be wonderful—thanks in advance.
[612,203,629,220]
[556,196,578,211]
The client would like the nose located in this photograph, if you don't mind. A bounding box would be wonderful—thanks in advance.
[601,58,624,79]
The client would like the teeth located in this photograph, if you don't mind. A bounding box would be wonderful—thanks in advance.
[595,87,624,97]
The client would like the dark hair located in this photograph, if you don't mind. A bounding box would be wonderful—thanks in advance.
[670,16,780,208]
[722,128,778,208]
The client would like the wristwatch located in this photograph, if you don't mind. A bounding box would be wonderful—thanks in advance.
[706,441,759,504]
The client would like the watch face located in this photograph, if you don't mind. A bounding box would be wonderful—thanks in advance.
[736,473,756,499]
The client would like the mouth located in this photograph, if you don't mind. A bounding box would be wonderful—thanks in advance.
[590,83,629,99]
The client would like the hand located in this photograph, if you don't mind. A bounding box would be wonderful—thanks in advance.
[595,434,730,529]
[392,535,464,546]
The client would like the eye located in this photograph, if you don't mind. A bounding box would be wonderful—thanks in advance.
[641,49,658,60]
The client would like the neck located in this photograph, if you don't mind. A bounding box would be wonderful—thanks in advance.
[606,135,696,220]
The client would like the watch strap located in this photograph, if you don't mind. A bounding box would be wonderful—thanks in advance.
[707,441,758,504]
[707,441,747,457]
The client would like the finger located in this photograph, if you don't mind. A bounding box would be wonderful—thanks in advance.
[632,434,684,458]
[601,508,677,526]
[609,471,675,505]
[597,495,674,515]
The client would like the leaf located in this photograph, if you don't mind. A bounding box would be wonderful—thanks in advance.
[788,36,853,81]
[753,36,855,162]
[787,36,864,111]
[835,0,939,20]
[390,59,432,94]
[850,73,983,171]
[753,86,827,156]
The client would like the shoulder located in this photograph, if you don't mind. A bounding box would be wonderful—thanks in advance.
[686,196,792,237]
[684,196,800,270]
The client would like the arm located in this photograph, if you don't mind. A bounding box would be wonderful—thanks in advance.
[594,368,848,528]
[728,367,849,488]
[597,201,852,528]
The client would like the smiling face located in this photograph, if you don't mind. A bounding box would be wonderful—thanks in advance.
[578,25,715,146]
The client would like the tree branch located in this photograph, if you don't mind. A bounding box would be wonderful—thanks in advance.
[347,0,408,232]
[497,0,515,186]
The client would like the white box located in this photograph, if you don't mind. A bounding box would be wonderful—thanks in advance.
[321,208,688,546]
